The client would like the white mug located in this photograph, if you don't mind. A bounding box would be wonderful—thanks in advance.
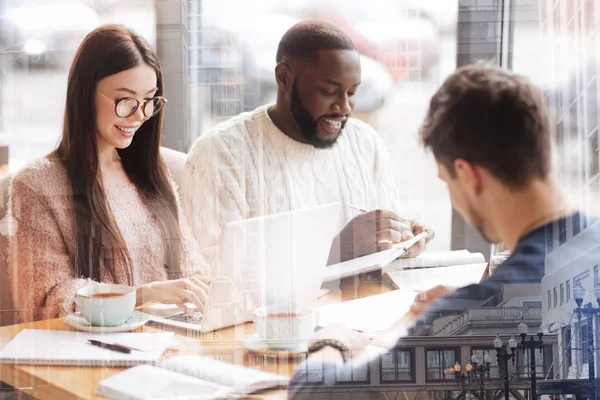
[254,305,318,342]
[63,283,136,326]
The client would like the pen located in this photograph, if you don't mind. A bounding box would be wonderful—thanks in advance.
[349,204,367,213]
[88,339,132,354]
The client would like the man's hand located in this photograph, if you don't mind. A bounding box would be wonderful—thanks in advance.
[339,209,412,261]
[338,209,434,261]
[401,220,435,258]
[407,285,453,320]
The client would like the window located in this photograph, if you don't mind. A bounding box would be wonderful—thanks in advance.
[554,287,558,308]
[517,345,553,379]
[559,217,567,245]
[335,351,369,384]
[595,265,599,287]
[563,326,573,368]
[560,283,565,304]
[567,280,571,301]
[380,349,414,383]
[471,348,500,379]
[291,355,324,384]
[426,349,459,381]
[581,321,591,364]
[548,290,552,310]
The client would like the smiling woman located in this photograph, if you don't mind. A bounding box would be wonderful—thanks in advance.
[6,25,211,324]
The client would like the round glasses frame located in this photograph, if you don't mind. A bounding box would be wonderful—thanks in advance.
[97,91,167,118]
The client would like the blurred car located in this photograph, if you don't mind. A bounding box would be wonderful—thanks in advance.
[272,0,441,83]
[4,0,98,68]
[202,13,395,115]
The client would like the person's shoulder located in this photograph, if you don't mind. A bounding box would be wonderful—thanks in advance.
[188,105,268,156]
[345,117,379,137]
[343,118,386,149]
[11,154,68,196]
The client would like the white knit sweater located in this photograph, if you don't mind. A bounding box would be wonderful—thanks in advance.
[182,104,403,272]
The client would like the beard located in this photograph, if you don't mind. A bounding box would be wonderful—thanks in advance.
[290,79,348,149]
[467,203,496,243]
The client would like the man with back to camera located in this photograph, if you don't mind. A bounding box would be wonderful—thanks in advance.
[287,62,598,398]
[183,21,433,277]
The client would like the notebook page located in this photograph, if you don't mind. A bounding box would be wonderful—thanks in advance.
[0,330,166,366]
[161,355,289,393]
[95,364,229,400]
[385,250,486,271]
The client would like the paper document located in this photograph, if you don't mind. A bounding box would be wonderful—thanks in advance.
[315,289,419,334]
[383,263,488,291]
[322,232,429,282]
[385,250,485,271]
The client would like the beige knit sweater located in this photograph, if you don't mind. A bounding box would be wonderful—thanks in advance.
[7,156,207,323]
[183,104,403,273]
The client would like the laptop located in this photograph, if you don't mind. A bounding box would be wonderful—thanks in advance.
[147,203,342,333]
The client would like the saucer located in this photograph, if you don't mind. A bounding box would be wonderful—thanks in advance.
[65,311,150,332]
[242,335,308,355]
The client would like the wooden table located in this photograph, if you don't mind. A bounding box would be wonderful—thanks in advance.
[0,277,391,399]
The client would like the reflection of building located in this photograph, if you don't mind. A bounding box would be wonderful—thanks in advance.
[538,1,600,395]
[541,219,600,397]
[289,333,556,399]
[187,0,252,138]
[452,0,506,258]
[539,0,600,214]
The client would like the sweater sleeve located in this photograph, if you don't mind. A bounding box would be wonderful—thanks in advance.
[168,176,210,278]
[8,175,91,322]
[182,134,250,275]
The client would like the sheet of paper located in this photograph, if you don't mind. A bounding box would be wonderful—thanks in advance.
[385,250,486,271]
[114,332,175,352]
[315,289,419,334]
[385,263,488,292]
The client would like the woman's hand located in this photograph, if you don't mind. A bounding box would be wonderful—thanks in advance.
[137,274,210,312]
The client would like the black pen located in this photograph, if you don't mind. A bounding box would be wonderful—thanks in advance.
[88,339,132,354]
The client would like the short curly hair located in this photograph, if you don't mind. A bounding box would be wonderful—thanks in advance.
[275,20,357,64]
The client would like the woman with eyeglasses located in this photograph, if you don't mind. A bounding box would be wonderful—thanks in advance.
[7,25,210,322]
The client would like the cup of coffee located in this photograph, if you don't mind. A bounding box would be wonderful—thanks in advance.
[254,305,318,343]
[63,283,136,326]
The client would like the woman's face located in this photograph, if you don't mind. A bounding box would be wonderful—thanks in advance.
[94,64,158,150]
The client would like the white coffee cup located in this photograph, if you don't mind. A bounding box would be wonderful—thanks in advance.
[254,305,318,343]
[63,283,136,326]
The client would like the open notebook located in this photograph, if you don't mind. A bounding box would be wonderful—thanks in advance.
[0,329,169,367]
[95,355,289,400]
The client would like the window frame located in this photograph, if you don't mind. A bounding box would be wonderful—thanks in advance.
[425,347,461,382]
[379,347,416,384]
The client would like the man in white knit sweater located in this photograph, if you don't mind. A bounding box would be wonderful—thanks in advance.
[183,21,432,275]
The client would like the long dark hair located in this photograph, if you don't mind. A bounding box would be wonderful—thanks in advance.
[57,25,182,284]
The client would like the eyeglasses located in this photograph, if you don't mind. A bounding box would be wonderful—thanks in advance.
[97,91,167,118]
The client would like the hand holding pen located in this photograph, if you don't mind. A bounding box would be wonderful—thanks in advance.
[343,205,434,260]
